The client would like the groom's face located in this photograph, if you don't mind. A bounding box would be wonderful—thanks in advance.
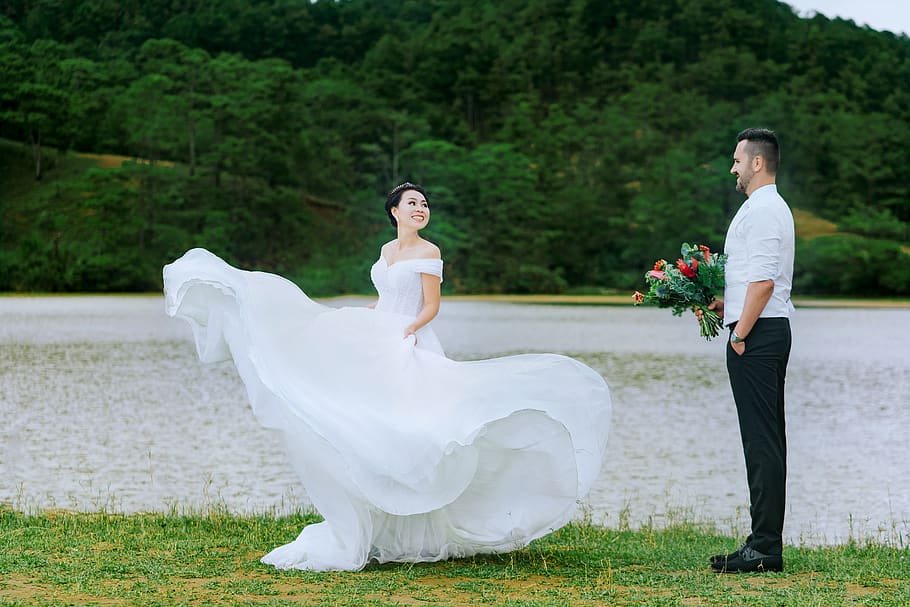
[730,140,754,194]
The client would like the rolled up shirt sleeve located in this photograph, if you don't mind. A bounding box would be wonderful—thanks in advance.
[722,185,794,323]
[746,211,783,283]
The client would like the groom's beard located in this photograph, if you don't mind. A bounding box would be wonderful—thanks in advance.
[735,173,751,194]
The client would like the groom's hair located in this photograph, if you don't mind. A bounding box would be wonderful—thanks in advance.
[385,182,429,227]
[737,128,780,174]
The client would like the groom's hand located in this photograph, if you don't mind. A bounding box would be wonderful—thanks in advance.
[695,300,724,322]
[708,300,724,318]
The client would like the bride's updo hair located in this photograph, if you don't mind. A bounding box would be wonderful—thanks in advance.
[385,182,428,227]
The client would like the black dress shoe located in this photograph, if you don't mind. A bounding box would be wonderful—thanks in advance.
[711,545,783,573]
[709,542,747,564]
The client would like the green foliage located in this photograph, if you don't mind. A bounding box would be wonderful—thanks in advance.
[0,0,909,295]
[840,207,910,242]
[795,235,910,295]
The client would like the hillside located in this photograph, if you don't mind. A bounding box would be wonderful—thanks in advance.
[1,0,908,294]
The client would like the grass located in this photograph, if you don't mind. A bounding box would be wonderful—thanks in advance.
[0,139,177,226]
[792,208,839,241]
[0,140,95,207]
[1,505,907,606]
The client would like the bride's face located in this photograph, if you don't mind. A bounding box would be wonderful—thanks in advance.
[393,190,431,230]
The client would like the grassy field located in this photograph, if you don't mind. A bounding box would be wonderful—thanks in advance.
[1,506,907,606]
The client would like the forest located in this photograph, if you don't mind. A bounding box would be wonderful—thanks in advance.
[1,0,909,295]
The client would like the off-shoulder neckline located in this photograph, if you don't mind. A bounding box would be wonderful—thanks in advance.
[380,256,442,269]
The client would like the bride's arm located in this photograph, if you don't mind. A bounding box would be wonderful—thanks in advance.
[404,274,441,337]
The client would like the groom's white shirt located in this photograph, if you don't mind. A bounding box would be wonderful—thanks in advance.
[723,184,795,326]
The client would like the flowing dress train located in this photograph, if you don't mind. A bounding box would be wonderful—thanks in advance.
[163,248,612,571]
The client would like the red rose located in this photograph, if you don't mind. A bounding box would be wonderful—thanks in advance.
[676,258,697,279]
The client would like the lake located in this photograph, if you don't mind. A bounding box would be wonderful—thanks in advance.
[1,295,907,546]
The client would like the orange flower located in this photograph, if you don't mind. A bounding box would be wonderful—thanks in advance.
[699,244,710,258]
[653,259,667,271]
[633,291,644,304]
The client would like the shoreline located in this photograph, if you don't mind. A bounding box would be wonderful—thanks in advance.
[3,291,909,308]
[440,294,910,308]
[1,502,903,549]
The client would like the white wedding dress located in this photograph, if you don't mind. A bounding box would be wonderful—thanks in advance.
[163,248,611,571]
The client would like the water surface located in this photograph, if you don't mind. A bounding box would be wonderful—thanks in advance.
[1,295,907,545]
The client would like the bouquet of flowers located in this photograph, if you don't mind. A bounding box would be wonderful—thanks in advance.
[633,243,727,340]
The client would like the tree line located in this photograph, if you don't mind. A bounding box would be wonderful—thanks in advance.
[1,0,909,295]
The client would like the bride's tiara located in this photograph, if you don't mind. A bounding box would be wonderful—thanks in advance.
[387,182,418,197]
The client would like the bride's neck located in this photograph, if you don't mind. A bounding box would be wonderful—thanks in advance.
[396,230,421,249]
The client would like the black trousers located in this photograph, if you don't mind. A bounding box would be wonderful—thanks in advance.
[726,317,791,555]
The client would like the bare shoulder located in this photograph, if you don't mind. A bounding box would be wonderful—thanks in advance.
[418,240,441,259]
[380,240,397,256]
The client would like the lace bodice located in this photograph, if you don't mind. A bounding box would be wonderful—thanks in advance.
[370,257,443,318]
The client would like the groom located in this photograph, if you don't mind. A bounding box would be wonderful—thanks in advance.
[705,128,795,573]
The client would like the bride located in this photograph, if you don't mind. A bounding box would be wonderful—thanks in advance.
[163,182,612,571]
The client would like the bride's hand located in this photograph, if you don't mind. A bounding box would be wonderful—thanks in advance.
[404,327,418,345]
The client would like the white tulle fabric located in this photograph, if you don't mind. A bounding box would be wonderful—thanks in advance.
[163,248,611,571]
